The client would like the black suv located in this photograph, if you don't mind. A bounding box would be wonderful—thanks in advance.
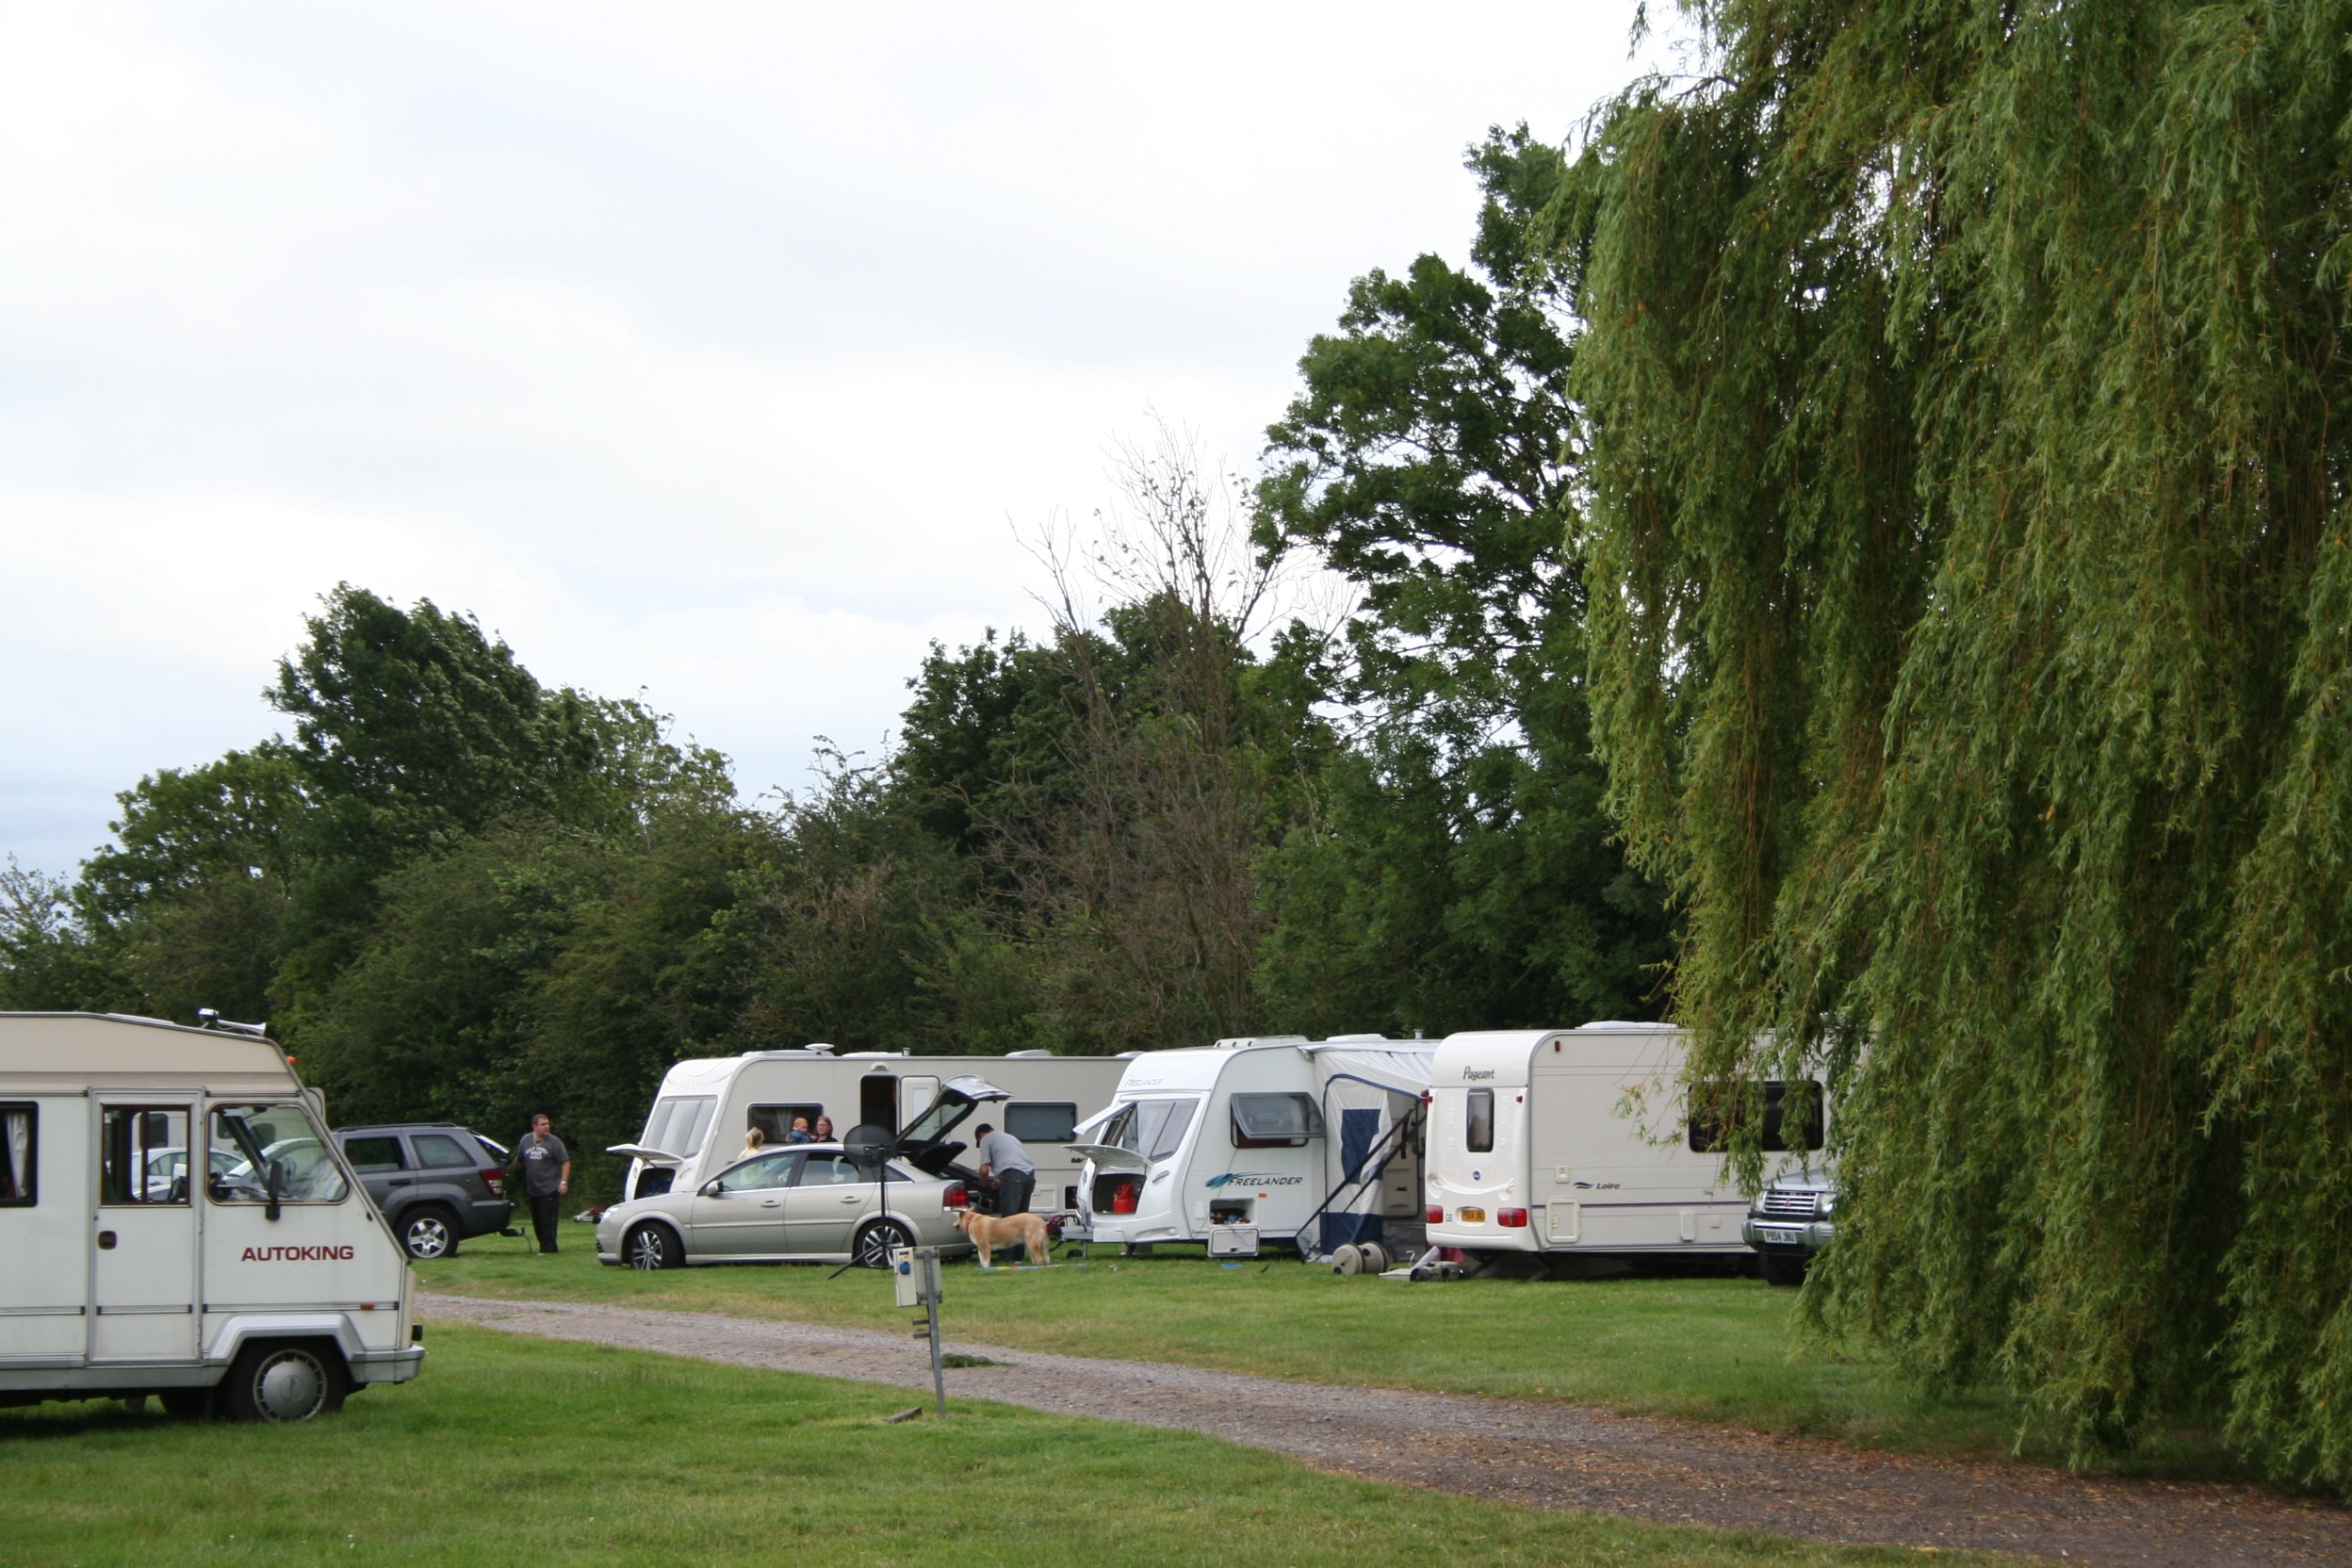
[335,1123,514,1260]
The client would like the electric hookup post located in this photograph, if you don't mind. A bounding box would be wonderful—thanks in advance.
[893,1245,947,1415]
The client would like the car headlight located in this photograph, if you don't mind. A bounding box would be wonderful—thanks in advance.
[1816,1193,1836,1215]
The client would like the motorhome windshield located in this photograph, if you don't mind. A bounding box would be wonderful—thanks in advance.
[1103,1097,1199,1162]
[641,1096,718,1158]
[211,1104,350,1202]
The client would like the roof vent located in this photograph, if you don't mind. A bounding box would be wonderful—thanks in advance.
[803,1042,838,1054]
[1004,1049,1054,1058]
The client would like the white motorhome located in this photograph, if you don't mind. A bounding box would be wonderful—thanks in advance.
[610,1048,1129,1219]
[1073,1037,1433,1255]
[1425,1024,1824,1268]
[0,1013,422,1421]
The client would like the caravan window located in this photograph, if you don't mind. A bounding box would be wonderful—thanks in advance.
[0,1103,33,1205]
[1005,1102,1078,1144]
[208,1103,350,1204]
[1104,1098,1200,1162]
[749,1103,825,1146]
[1231,1093,1323,1149]
[641,1096,719,1158]
[1465,1089,1494,1153]
[102,1106,190,1204]
[1687,1081,1826,1153]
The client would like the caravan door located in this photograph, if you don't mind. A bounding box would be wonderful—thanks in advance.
[90,1098,199,1364]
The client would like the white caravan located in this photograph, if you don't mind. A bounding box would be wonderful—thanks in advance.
[1073,1037,1434,1255]
[0,1013,422,1420]
[1425,1024,1824,1266]
[610,1048,1128,1219]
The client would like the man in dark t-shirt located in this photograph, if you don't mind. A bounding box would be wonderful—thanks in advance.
[515,1114,571,1254]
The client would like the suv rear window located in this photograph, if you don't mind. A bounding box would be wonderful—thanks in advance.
[412,1133,477,1168]
[344,1135,406,1173]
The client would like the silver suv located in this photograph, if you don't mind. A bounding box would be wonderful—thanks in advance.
[1743,1168,1835,1286]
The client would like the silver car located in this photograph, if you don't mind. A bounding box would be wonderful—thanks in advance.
[596,1075,1004,1269]
[594,1146,974,1269]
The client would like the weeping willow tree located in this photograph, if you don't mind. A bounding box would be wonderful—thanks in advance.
[1572,0,2352,1481]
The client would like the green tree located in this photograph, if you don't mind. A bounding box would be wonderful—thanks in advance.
[1255,128,1668,1037]
[1571,0,2352,1483]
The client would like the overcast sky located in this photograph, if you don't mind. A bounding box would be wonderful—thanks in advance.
[1,2,1670,878]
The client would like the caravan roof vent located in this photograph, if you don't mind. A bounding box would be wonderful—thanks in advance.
[803,1042,838,1054]
[842,1051,906,1058]
[1004,1049,1054,1058]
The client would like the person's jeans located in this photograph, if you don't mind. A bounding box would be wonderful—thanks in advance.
[994,1168,1034,1216]
[529,1191,562,1252]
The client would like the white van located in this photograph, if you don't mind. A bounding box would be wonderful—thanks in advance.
[1425,1024,1823,1267]
[1073,1037,1433,1255]
[0,1013,422,1420]
[609,1048,1128,1221]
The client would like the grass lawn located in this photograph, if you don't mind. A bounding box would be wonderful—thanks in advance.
[424,1228,2240,1479]
[0,1326,2027,1568]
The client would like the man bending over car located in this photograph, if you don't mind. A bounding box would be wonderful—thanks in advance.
[972,1121,1034,1217]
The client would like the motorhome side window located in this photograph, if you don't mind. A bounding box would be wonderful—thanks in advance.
[1231,1093,1323,1149]
[102,1106,189,1204]
[0,1103,33,1205]
[1686,1081,1826,1153]
[1465,1089,1494,1153]
[1005,1102,1077,1143]
[207,1104,350,1204]
[641,1096,718,1158]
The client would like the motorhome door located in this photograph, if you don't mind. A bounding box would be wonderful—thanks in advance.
[90,1098,199,1363]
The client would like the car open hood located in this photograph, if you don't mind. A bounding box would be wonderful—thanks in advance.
[605,1143,686,1168]
[1068,1142,1150,1175]
[893,1073,1009,1175]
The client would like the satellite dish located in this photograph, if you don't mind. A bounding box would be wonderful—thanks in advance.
[842,1124,894,1171]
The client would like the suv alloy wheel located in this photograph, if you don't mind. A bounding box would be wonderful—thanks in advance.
[400,1206,459,1261]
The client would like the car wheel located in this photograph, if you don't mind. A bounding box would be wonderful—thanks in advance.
[625,1222,681,1270]
[854,1219,914,1268]
[222,1341,348,1423]
[399,1207,460,1261]
[1760,1252,1808,1287]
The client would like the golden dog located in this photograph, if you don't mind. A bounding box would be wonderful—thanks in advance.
[953,1207,1050,1267]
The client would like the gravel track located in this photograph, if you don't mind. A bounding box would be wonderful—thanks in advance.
[420,1291,2350,1566]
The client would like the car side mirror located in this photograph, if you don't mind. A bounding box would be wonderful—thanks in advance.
[699,1180,722,1198]
[265,1158,286,1223]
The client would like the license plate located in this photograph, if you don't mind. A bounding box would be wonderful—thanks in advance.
[1458,1206,1486,1223]
[1760,1227,1800,1246]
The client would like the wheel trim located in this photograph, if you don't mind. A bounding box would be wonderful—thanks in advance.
[253,1350,326,1420]
[404,1217,451,1258]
